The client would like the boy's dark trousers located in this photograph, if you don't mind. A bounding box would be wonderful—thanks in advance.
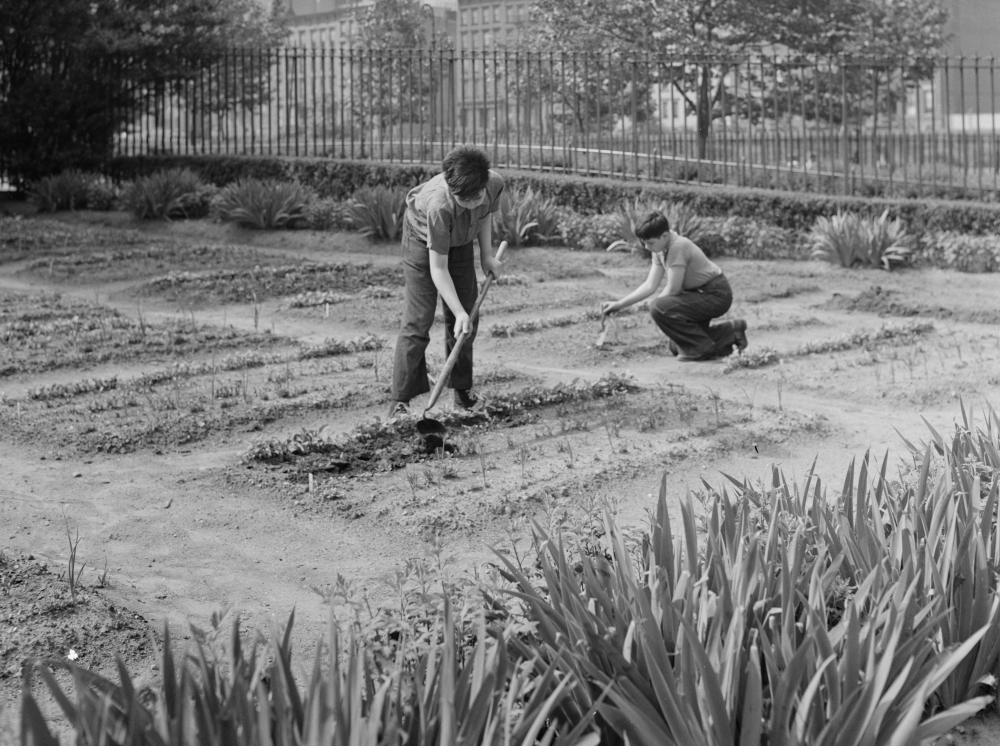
[649,274,736,360]
[391,227,477,403]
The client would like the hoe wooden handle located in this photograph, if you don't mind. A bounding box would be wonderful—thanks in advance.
[423,241,508,413]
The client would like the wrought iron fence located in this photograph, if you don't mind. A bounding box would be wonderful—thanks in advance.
[29,48,1000,198]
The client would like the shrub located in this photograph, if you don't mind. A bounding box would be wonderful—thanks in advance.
[345,185,408,241]
[107,154,435,201]
[29,170,94,212]
[84,176,120,211]
[303,197,349,230]
[122,168,214,220]
[920,232,1000,273]
[810,210,914,269]
[492,185,561,247]
[712,216,803,260]
[214,178,313,229]
[105,154,1000,239]
[557,211,621,251]
[29,170,121,212]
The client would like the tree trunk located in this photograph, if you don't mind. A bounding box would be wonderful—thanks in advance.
[697,64,711,160]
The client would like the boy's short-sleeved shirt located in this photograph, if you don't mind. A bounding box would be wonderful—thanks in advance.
[654,231,722,289]
[403,170,505,253]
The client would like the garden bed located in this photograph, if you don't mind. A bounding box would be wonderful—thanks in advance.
[1,211,999,742]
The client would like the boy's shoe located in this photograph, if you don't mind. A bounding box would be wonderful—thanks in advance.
[732,319,749,352]
[386,400,410,419]
[453,388,481,410]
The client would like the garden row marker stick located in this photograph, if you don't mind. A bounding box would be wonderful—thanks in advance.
[417,241,508,438]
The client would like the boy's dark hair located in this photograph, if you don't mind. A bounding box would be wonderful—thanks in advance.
[634,211,670,241]
[442,145,491,199]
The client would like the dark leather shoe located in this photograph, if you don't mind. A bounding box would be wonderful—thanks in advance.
[453,388,480,410]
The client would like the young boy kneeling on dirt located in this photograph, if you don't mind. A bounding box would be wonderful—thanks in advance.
[600,211,748,361]
[387,145,505,418]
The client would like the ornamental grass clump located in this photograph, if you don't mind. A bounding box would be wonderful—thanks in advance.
[21,604,598,746]
[345,185,408,241]
[29,170,118,212]
[30,170,91,211]
[492,185,561,247]
[810,210,914,270]
[496,402,1000,746]
[608,199,708,253]
[215,178,313,229]
[122,168,213,220]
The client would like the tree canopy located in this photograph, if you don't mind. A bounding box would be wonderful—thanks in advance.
[517,0,949,160]
[524,0,949,59]
[0,0,286,185]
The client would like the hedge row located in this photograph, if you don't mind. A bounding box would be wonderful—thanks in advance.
[106,154,1000,237]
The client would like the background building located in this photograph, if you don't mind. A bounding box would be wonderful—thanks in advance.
[282,0,456,48]
[454,0,530,53]
[937,0,1000,130]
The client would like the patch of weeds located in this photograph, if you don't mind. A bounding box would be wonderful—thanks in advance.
[137,262,404,304]
[722,321,933,373]
[25,244,282,283]
[494,274,532,286]
[723,346,781,373]
[795,320,933,356]
[488,304,645,338]
[0,293,285,377]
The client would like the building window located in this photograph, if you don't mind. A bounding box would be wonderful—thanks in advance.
[461,31,469,50]
[460,8,468,27]
[924,88,933,112]
[483,30,493,48]
[493,5,500,23]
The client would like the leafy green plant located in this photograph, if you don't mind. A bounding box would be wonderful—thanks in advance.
[63,516,87,603]
[29,170,94,212]
[492,186,562,247]
[557,211,621,251]
[303,196,349,230]
[810,210,913,269]
[22,607,599,746]
[497,422,1000,746]
[608,198,709,253]
[215,178,313,229]
[921,232,1000,273]
[122,168,213,220]
[345,185,408,241]
[711,216,802,260]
